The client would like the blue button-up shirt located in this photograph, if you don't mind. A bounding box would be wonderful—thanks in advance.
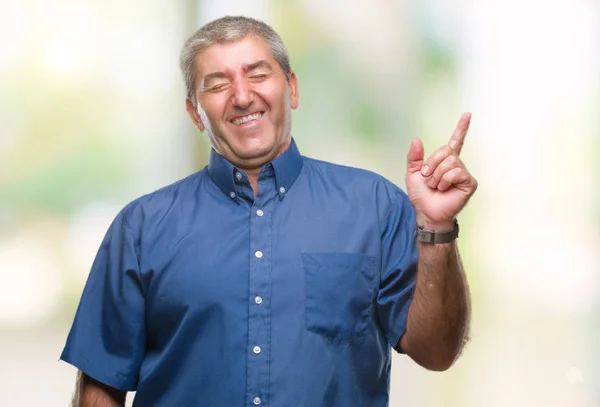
[61,138,418,407]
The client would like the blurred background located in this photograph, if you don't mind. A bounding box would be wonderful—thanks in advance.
[0,0,598,405]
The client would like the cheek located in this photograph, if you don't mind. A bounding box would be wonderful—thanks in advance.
[200,95,227,121]
[257,88,288,115]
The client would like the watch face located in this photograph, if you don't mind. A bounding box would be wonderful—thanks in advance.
[416,229,433,243]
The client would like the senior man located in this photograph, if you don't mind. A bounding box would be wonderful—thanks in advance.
[61,15,477,407]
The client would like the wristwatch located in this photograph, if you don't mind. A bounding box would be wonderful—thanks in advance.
[416,218,459,244]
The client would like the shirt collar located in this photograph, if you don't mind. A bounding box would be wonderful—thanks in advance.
[208,138,304,203]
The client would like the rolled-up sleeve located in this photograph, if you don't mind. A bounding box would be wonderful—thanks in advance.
[60,210,146,391]
[376,188,418,353]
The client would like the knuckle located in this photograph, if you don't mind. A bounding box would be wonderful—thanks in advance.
[442,170,453,181]
[433,147,448,161]
[449,154,461,165]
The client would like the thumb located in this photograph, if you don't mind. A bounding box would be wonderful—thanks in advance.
[406,138,424,174]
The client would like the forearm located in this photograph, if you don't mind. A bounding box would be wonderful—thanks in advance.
[400,240,471,371]
[72,372,126,407]
[399,111,476,370]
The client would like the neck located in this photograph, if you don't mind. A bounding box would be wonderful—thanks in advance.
[245,170,260,197]
[236,138,292,197]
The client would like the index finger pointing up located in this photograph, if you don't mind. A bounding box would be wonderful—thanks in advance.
[448,112,472,155]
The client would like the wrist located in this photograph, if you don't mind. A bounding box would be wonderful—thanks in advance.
[415,216,459,244]
[415,214,455,231]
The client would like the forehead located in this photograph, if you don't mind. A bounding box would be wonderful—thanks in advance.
[195,35,276,77]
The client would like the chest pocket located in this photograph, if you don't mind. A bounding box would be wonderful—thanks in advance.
[301,252,377,343]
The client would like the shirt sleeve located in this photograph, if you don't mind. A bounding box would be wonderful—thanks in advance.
[376,187,418,353]
[60,209,146,391]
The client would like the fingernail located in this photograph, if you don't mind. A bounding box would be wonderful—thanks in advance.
[421,165,430,176]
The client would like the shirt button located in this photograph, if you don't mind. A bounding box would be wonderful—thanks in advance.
[255,251,263,259]
[253,346,261,354]
[229,191,236,199]
[279,186,286,194]
[235,171,242,180]
[254,296,263,304]
[256,209,264,217]
[253,397,261,405]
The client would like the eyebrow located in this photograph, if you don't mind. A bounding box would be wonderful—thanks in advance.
[202,60,274,86]
[244,60,273,72]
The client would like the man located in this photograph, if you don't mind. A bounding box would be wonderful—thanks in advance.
[61,15,477,407]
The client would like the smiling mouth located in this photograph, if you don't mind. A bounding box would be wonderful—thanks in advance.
[231,112,264,126]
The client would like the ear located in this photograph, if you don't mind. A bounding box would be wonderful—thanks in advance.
[288,71,299,110]
[185,98,206,131]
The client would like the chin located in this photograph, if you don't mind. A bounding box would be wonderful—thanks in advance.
[235,136,279,159]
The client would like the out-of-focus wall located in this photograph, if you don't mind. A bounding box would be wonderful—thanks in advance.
[0,0,597,405]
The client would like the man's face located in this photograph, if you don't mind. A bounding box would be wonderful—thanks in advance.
[186,35,299,171]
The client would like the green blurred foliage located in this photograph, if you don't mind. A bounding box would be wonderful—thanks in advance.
[0,73,131,219]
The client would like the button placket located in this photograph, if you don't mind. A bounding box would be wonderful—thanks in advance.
[246,179,274,407]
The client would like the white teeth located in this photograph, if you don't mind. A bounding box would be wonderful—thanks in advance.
[233,112,262,125]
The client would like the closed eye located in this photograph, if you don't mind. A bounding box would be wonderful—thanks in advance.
[205,83,231,92]
[248,73,270,82]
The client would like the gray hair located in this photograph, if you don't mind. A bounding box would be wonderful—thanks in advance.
[180,16,292,106]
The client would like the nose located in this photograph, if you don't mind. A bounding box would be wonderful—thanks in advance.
[231,79,253,109]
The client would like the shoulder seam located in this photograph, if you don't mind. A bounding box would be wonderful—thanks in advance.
[379,187,404,235]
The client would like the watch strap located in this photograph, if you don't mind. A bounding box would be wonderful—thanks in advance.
[416,218,459,244]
